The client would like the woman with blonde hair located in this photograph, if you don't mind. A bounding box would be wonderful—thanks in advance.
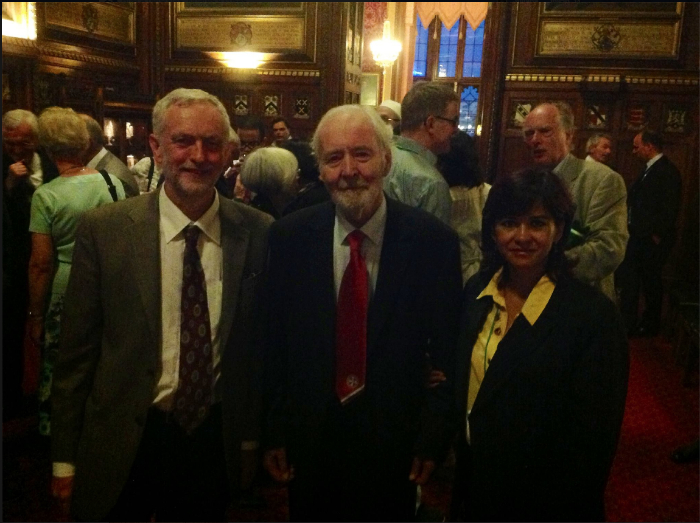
[26,106,125,435]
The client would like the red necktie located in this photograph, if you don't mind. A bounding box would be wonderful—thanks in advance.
[173,225,214,433]
[336,229,368,404]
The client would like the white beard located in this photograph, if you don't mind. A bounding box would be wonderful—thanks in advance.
[330,178,382,225]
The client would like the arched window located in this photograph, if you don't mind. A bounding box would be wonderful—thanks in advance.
[413,17,486,136]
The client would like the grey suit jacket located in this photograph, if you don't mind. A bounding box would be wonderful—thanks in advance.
[95,149,139,197]
[52,189,273,521]
[554,153,629,301]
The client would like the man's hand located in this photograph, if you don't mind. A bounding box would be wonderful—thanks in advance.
[427,369,446,388]
[5,161,29,191]
[51,475,74,516]
[263,448,294,483]
[233,174,251,203]
[409,457,435,485]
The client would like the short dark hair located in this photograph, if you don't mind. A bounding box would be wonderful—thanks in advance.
[401,82,460,131]
[271,116,290,129]
[236,115,266,140]
[437,131,484,188]
[278,139,319,184]
[640,129,663,151]
[481,169,575,281]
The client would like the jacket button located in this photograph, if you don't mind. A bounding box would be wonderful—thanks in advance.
[494,327,502,336]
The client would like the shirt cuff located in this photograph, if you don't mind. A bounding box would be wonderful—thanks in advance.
[53,462,76,477]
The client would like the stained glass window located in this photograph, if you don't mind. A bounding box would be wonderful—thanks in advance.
[459,86,479,136]
[462,20,485,78]
[413,17,429,77]
[437,22,459,78]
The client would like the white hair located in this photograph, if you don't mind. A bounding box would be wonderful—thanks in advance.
[2,109,38,135]
[311,105,393,160]
[152,88,231,137]
[240,147,298,197]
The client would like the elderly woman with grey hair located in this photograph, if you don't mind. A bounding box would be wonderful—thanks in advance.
[239,146,299,219]
[26,106,125,435]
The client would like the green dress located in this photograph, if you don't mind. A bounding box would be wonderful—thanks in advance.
[28,172,126,435]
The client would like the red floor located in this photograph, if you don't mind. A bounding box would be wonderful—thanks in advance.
[3,334,699,522]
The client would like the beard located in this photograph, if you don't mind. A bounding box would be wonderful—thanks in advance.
[330,177,383,225]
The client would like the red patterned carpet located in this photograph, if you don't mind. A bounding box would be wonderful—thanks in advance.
[604,336,699,522]
[3,335,698,522]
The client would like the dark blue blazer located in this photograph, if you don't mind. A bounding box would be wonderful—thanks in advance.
[452,272,629,522]
[264,197,462,468]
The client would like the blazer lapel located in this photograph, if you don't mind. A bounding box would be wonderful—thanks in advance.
[307,202,337,349]
[456,293,492,417]
[471,283,563,415]
[127,192,161,345]
[367,199,413,355]
[218,199,249,350]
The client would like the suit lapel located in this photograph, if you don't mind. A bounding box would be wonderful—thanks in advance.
[127,192,161,345]
[456,292,492,416]
[94,153,108,171]
[219,199,249,350]
[307,203,337,347]
[471,282,564,415]
[367,199,413,355]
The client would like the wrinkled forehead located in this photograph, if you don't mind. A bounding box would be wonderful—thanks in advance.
[524,105,560,129]
[319,114,380,152]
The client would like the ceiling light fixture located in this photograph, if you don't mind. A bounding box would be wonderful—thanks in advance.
[370,20,402,69]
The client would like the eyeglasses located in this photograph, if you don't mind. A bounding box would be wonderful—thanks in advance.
[380,115,400,123]
[434,115,460,127]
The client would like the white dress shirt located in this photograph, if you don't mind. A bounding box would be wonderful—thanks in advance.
[333,196,387,301]
[28,152,43,189]
[645,153,663,171]
[155,188,223,410]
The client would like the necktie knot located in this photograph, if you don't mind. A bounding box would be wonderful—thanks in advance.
[346,229,365,253]
[184,224,200,250]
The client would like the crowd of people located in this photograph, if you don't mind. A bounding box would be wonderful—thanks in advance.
[1,80,685,522]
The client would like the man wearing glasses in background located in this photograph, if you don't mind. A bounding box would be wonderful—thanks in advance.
[382,82,459,225]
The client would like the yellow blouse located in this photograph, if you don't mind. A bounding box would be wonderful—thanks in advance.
[466,269,556,438]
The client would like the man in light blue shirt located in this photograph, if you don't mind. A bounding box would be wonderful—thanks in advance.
[383,82,459,225]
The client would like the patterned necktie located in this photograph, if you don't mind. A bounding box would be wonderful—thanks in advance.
[335,229,368,404]
[173,225,213,433]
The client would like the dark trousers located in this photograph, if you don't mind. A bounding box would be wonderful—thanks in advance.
[288,396,416,522]
[619,234,673,331]
[103,403,228,522]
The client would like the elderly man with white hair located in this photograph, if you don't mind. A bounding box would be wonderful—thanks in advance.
[263,104,462,521]
[522,102,628,301]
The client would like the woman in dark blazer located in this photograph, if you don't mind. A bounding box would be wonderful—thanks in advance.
[450,169,629,522]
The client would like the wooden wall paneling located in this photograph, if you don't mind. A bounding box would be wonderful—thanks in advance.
[1,55,34,113]
[479,2,512,181]
[509,2,695,75]
[37,2,137,56]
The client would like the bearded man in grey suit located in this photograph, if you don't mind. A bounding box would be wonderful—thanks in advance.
[523,102,628,301]
[52,89,273,522]
[80,113,140,197]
